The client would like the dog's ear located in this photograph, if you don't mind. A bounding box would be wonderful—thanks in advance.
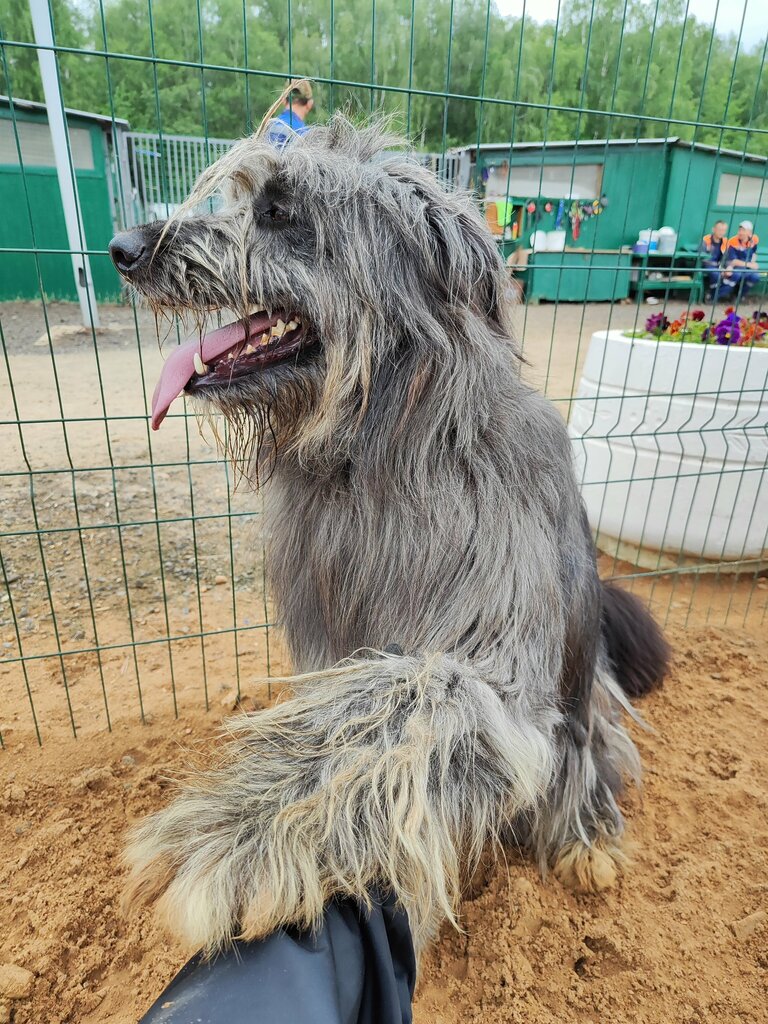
[383,162,508,329]
[422,196,507,328]
[323,114,404,164]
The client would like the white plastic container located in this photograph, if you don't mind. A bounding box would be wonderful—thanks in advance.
[638,228,660,253]
[530,230,548,252]
[545,230,566,251]
[569,331,768,569]
[657,226,677,255]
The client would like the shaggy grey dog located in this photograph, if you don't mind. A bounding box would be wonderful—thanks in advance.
[109,115,669,957]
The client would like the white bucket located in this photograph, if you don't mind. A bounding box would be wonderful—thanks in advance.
[530,230,548,252]
[545,230,566,251]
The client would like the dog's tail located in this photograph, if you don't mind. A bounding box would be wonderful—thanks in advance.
[600,582,670,699]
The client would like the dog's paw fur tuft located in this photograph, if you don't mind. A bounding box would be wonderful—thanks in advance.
[552,837,628,894]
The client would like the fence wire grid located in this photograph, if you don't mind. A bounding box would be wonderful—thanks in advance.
[1,0,767,746]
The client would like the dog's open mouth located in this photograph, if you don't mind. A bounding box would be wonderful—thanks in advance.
[151,308,311,429]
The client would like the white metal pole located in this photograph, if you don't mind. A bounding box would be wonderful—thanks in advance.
[29,0,100,328]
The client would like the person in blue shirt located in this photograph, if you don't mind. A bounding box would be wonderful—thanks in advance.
[267,80,314,149]
[718,219,761,301]
[698,220,728,299]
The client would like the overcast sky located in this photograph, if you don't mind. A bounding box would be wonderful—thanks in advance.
[494,0,768,46]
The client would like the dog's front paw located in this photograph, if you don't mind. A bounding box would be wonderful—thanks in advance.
[124,773,327,952]
[125,793,241,951]
[123,651,542,954]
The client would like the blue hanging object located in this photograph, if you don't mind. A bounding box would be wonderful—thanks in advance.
[555,199,565,230]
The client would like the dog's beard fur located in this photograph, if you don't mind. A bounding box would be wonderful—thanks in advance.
[119,115,669,958]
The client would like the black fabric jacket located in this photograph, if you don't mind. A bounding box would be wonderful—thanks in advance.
[139,892,415,1024]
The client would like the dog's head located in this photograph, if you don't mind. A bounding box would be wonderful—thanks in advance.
[111,116,515,471]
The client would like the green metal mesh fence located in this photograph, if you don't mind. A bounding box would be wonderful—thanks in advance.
[0,0,767,745]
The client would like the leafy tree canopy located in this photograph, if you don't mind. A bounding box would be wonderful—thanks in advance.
[2,0,766,153]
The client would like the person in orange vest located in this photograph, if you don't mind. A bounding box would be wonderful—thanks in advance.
[698,220,728,300]
[718,220,761,301]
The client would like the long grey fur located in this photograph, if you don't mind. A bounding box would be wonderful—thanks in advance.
[115,115,669,958]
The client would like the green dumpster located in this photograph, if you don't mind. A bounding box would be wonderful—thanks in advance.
[524,248,632,303]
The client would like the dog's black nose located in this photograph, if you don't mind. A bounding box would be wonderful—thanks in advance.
[109,231,147,274]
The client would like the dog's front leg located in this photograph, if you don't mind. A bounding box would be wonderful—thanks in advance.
[125,652,556,955]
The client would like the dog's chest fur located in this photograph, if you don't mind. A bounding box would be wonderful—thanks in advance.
[261,411,582,692]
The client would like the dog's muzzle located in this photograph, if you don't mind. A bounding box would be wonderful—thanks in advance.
[109,230,150,276]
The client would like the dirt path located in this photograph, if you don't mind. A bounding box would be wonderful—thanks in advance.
[1,298,766,1022]
[0,624,766,1024]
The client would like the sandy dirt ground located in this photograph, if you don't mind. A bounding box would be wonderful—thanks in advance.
[1,299,767,1022]
[0,623,766,1024]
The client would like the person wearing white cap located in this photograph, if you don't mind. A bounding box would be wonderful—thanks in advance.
[718,219,761,301]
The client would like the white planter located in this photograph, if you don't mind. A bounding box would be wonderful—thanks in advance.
[569,330,768,569]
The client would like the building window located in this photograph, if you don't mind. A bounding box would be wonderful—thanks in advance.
[716,172,768,210]
[0,119,95,170]
[485,162,603,200]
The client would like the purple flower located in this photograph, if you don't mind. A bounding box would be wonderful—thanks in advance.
[714,311,741,346]
[645,312,670,335]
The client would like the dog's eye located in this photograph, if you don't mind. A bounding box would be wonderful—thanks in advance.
[256,202,290,226]
[254,181,292,226]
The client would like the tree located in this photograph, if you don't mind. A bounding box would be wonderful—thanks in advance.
[1,0,765,154]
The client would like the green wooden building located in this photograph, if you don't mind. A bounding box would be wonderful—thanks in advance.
[0,96,127,302]
[2,109,766,306]
[451,137,768,302]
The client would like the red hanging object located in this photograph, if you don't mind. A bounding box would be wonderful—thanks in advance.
[544,201,553,213]
[526,201,537,214]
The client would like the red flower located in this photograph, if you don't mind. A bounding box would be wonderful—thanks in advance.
[691,310,705,321]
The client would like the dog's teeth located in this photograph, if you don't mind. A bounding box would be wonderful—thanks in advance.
[259,332,269,345]
[287,320,299,331]
[193,352,208,375]
[272,319,287,338]
[245,343,255,354]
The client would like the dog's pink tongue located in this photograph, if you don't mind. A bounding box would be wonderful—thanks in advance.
[151,339,201,429]
[151,315,270,429]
